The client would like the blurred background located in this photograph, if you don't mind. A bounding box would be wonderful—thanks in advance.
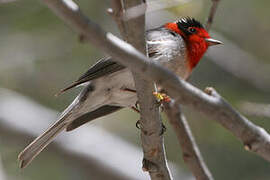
[0,0,270,179]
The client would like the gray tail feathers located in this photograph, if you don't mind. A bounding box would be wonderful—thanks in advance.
[66,105,122,131]
[18,84,94,168]
[18,92,80,168]
[18,117,68,169]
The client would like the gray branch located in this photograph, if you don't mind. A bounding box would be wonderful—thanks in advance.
[205,0,221,31]
[41,0,270,166]
[109,1,172,179]
[164,102,214,180]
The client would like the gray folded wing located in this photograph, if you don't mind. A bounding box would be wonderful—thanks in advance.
[56,57,126,95]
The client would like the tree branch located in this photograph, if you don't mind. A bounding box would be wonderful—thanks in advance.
[205,0,220,31]
[109,1,172,179]
[41,0,270,163]
[164,102,214,180]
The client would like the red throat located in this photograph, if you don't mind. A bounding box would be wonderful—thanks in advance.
[186,28,209,70]
[186,35,208,70]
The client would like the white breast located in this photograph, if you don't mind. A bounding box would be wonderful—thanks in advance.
[146,28,190,79]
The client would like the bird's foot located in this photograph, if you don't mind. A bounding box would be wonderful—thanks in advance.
[131,101,140,113]
[135,101,139,109]
[131,106,140,113]
[136,120,141,129]
[136,120,166,135]
[160,123,167,135]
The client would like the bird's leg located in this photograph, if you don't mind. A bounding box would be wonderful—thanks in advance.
[132,97,166,135]
[128,100,141,130]
[132,101,142,130]
[122,87,167,134]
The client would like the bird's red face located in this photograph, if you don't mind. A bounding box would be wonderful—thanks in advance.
[165,18,222,71]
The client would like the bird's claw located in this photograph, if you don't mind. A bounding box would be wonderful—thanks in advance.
[135,101,139,109]
[160,123,167,135]
[136,120,166,135]
[136,120,141,129]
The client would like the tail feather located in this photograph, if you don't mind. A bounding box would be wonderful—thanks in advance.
[18,84,95,168]
[18,90,81,168]
[18,118,68,168]
[66,105,122,131]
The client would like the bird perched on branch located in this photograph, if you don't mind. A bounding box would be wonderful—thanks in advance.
[18,17,222,168]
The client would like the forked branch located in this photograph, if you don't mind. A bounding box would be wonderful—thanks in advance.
[42,0,270,167]
[206,0,221,31]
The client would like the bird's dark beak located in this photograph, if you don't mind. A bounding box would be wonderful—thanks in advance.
[205,38,223,46]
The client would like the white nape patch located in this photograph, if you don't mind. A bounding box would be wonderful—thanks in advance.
[62,0,79,11]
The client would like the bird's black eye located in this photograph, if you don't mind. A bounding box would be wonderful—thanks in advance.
[188,27,197,33]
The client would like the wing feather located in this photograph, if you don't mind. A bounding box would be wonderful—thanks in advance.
[56,57,125,96]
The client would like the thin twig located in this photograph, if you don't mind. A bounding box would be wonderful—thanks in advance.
[41,0,270,163]
[110,0,172,179]
[164,101,214,180]
[108,0,127,40]
[205,0,220,31]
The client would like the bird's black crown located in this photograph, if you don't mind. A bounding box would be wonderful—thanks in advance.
[176,17,203,29]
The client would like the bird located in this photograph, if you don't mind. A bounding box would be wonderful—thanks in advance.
[18,17,222,168]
